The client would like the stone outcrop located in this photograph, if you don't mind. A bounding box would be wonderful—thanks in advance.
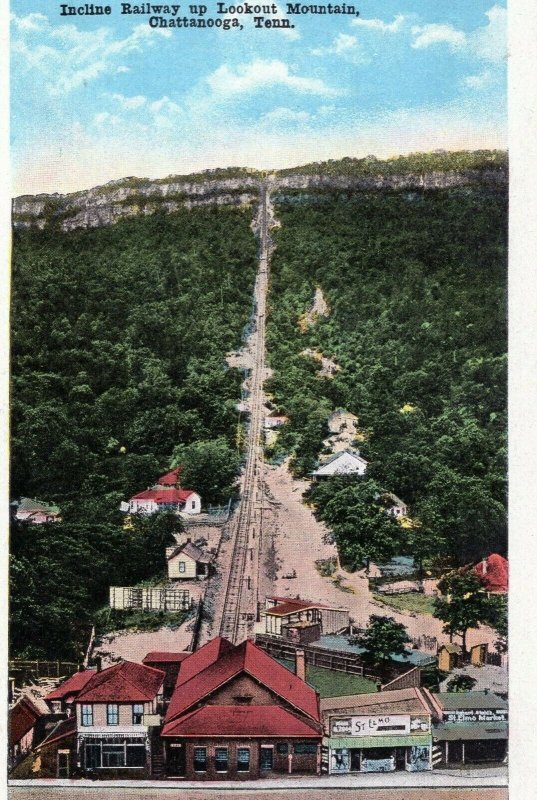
[12,167,507,232]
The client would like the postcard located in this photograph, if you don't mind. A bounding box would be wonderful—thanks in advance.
[7,0,515,797]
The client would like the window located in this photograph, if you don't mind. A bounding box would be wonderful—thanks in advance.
[214,747,228,772]
[132,704,144,725]
[107,704,119,725]
[193,747,207,772]
[191,501,196,509]
[178,561,186,573]
[50,700,62,714]
[81,705,93,726]
[126,744,146,767]
[276,743,289,755]
[293,742,318,755]
[237,748,250,772]
[85,743,101,769]
[102,744,125,767]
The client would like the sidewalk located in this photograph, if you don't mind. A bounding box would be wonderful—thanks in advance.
[9,765,508,790]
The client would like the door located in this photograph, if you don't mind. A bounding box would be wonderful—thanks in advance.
[260,746,274,771]
[167,743,186,776]
[57,751,70,778]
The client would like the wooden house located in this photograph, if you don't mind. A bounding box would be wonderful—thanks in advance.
[46,669,96,715]
[74,660,165,777]
[167,541,212,580]
[264,597,349,637]
[9,696,44,770]
[14,497,61,524]
[311,450,368,479]
[161,637,322,779]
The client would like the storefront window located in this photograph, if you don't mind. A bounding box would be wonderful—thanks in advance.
[293,742,317,755]
[330,748,350,774]
[215,747,228,772]
[102,744,124,767]
[85,743,101,769]
[126,745,146,767]
[193,747,207,772]
[237,748,250,771]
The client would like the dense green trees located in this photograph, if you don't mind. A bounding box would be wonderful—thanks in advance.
[172,437,241,505]
[10,206,258,658]
[266,186,507,569]
[356,615,410,670]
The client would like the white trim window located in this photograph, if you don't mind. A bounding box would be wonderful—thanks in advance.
[178,561,186,573]
[81,704,93,726]
[132,704,144,725]
[107,704,119,725]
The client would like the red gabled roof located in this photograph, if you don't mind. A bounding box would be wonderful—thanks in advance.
[142,652,190,664]
[165,638,319,725]
[75,661,164,703]
[9,697,42,747]
[474,554,508,593]
[46,670,96,701]
[130,488,194,503]
[267,600,323,617]
[175,637,235,687]
[162,705,322,737]
[158,467,183,487]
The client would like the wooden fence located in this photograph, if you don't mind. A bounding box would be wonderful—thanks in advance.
[9,659,81,681]
[381,666,422,691]
[109,586,192,612]
[255,634,381,681]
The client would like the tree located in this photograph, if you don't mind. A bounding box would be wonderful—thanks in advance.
[446,674,477,692]
[433,572,492,655]
[172,437,241,506]
[356,615,410,670]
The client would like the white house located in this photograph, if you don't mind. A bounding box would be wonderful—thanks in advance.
[14,498,61,524]
[128,488,201,516]
[311,450,368,479]
[166,541,212,580]
[378,492,408,518]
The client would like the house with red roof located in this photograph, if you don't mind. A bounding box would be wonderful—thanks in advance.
[160,636,322,779]
[474,554,508,594]
[73,660,165,777]
[9,696,44,769]
[142,652,190,699]
[46,669,96,715]
[126,467,201,516]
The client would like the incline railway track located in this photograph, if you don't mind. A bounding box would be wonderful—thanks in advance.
[218,186,270,644]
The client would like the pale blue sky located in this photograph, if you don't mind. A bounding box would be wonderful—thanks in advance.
[11,0,507,194]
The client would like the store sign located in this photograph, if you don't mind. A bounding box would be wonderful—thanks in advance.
[443,709,508,724]
[331,715,411,737]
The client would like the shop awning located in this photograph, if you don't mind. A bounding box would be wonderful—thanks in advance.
[433,723,508,741]
[325,735,431,749]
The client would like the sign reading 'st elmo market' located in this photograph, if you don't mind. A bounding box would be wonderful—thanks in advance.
[443,709,508,724]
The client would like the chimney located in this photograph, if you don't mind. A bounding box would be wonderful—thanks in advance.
[295,649,306,683]
[482,558,488,575]
[95,656,102,673]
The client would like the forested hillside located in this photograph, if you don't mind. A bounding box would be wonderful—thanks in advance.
[10,205,257,659]
[265,187,507,570]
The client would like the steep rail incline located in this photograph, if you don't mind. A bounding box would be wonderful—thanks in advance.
[218,187,270,644]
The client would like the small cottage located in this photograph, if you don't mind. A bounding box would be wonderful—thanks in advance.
[14,498,61,524]
[167,541,212,580]
[264,596,350,638]
[311,450,368,479]
[9,697,44,770]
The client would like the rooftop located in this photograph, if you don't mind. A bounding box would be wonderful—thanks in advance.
[131,487,195,503]
[162,704,321,738]
[142,652,190,664]
[437,691,508,711]
[320,687,432,716]
[166,541,212,563]
[9,697,43,747]
[46,670,96,701]
[75,661,165,703]
[166,637,320,725]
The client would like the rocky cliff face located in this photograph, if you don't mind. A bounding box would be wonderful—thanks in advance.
[12,168,507,232]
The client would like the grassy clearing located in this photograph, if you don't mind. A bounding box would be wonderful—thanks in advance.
[372,592,436,616]
[94,607,191,636]
[278,658,377,697]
